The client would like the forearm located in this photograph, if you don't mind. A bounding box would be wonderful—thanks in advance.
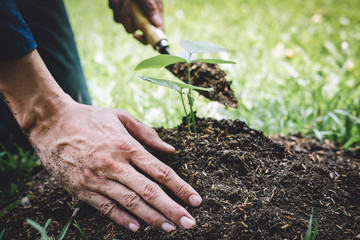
[0,49,71,135]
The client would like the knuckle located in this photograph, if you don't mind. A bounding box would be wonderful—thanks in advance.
[166,205,182,219]
[92,156,118,172]
[177,183,191,196]
[122,193,141,209]
[115,138,137,153]
[99,201,117,215]
[142,182,159,200]
[144,0,157,11]
[147,212,160,227]
[145,126,159,138]
[154,164,172,182]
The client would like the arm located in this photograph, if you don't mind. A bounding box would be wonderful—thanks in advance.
[0,50,202,232]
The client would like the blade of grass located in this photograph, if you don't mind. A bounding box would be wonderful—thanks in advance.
[55,218,72,240]
[304,213,314,240]
[311,220,319,240]
[26,218,50,240]
[0,228,5,240]
[73,220,88,240]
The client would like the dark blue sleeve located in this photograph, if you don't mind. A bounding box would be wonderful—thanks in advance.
[0,0,37,62]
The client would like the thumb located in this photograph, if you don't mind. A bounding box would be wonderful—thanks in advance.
[139,0,163,29]
[115,109,175,153]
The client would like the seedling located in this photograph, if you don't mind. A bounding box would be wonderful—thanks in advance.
[135,40,236,132]
[26,218,72,240]
[304,209,318,240]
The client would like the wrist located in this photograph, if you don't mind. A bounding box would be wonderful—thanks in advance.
[0,50,73,136]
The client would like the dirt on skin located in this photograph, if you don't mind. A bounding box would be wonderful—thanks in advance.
[1,118,360,239]
[166,62,238,108]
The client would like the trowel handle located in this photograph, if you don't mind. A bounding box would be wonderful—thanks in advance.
[131,2,167,49]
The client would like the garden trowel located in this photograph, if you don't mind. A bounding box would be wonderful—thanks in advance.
[131,2,238,108]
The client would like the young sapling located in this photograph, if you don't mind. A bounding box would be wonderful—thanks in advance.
[135,40,236,132]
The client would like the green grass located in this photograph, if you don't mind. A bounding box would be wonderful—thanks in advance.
[0,146,41,208]
[64,0,360,148]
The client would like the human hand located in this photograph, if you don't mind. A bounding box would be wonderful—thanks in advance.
[109,0,163,44]
[29,100,202,233]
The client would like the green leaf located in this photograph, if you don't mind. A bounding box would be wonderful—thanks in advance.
[44,218,52,231]
[0,228,5,239]
[311,220,318,240]
[304,213,313,240]
[135,55,186,70]
[191,58,236,64]
[137,75,213,93]
[138,75,182,93]
[180,40,228,54]
[343,135,360,149]
[55,219,72,240]
[26,218,50,240]
[73,220,88,240]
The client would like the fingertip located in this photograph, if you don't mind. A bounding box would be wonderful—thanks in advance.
[133,34,148,45]
[162,142,175,153]
[129,222,140,232]
[189,195,202,207]
[151,14,162,27]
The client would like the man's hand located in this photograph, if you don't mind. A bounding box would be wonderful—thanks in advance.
[32,102,201,232]
[109,0,163,44]
[0,50,202,233]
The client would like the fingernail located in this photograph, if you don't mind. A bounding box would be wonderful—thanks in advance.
[180,216,195,229]
[129,223,139,232]
[189,195,202,206]
[152,14,162,26]
[161,222,176,233]
[163,142,175,151]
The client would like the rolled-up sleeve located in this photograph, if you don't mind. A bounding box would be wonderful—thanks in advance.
[0,0,37,62]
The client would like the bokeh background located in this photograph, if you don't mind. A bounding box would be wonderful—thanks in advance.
[65,0,360,148]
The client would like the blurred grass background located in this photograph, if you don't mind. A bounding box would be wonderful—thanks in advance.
[64,0,360,148]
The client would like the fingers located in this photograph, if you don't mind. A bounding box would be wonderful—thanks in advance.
[130,150,203,208]
[78,191,140,232]
[133,33,148,45]
[110,0,135,33]
[90,178,178,232]
[110,0,164,32]
[116,109,175,154]
[137,0,163,29]
[105,164,197,229]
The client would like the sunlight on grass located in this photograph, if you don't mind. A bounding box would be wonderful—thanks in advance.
[64,0,360,148]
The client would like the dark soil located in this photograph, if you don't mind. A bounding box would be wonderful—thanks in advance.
[166,62,238,108]
[1,118,359,239]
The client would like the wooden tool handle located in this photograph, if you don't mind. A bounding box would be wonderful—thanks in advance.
[131,2,166,48]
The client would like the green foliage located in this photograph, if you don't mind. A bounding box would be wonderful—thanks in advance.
[64,0,360,149]
[135,40,234,132]
[26,218,72,240]
[0,195,33,217]
[0,145,41,207]
[135,55,186,70]
[180,40,228,54]
[137,75,213,93]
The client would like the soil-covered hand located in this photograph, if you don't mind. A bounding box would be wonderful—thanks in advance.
[109,0,163,44]
[30,100,202,233]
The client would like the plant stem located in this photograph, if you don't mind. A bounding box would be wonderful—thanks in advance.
[180,92,191,132]
[187,56,197,133]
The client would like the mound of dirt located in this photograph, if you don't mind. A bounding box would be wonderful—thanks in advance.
[1,119,359,239]
[167,62,238,108]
